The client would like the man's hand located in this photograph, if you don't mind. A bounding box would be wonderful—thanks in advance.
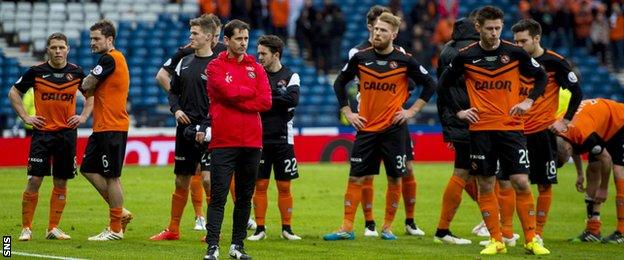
[510,98,534,116]
[447,142,455,151]
[456,108,479,123]
[24,115,45,129]
[549,119,569,133]
[575,174,585,193]
[175,110,191,125]
[392,109,416,125]
[594,186,608,203]
[196,131,206,143]
[344,111,367,131]
[67,115,87,129]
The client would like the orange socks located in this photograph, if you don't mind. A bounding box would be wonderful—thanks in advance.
[48,187,67,231]
[109,207,123,233]
[361,178,374,222]
[515,190,537,243]
[253,179,269,226]
[479,191,502,242]
[382,182,402,230]
[498,185,516,238]
[616,179,624,233]
[277,180,293,226]
[402,173,416,220]
[341,181,363,232]
[536,185,552,236]
[167,188,189,233]
[190,174,204,217]
[437,175,465,230]
[464,178,479,202]
[22,191,39,229]
[587,218,602,234]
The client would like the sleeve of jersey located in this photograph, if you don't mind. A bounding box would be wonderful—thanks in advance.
[206,60,256,102]
[437,55,463,113]
[167,60,183,114]
[162,49,185,75]
[333,54,358,108]
[555,59,583,120]
[234,64,272,112]
[407,57,436,102]
[518,51,547,100]
[13,68,36,93]
[91,54,115,81]
[272,73,300,108]
[76,66,87,95]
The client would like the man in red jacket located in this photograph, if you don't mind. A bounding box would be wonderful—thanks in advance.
[203,19,272,260]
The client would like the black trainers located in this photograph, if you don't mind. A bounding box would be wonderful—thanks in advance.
[602,231,624,244]
[228,244,251,260]
[570,230,602,242]
[204,245,219,260]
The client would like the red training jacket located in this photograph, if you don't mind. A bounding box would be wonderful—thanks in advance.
[206,51,272,149]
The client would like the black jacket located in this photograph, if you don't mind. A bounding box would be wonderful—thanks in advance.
[436,18,479,143]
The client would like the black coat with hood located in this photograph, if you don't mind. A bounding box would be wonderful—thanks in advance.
[436,18,480,143]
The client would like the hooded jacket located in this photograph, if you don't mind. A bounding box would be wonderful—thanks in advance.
[206,51,272,149]
[436,18,480,143]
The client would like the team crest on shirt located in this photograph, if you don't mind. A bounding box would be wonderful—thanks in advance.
[248,71,256,79]
[66,73,74,81]
[500,55,510,64]
[389,61,398,69]
[277,79,287,88]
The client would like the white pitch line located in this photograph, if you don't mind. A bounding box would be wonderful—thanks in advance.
[12,251,88,260]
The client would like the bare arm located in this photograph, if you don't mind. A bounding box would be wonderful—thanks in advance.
[155,68,172,92]
[8,86,45,129]
[68,95,94,129]
[81,74,99,92]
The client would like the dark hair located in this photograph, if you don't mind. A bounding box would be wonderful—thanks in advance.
[190,15,217,35]
[258,35,284,59]
[511,18,542,37]
[476,6,504,25]
[46,32,68,47]
[223,19,250,38]
[367,5,391,25]
[468,7,481,22]
[90,19,116,39]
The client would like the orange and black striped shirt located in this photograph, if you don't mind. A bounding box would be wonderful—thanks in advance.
[559,98,624,154]
[520,49,583,134]
[334,47,436,132]
[439,41,547,131]
[90,49,130,132]
[14,62,85,131]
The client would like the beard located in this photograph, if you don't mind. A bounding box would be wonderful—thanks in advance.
[372,38,390,51]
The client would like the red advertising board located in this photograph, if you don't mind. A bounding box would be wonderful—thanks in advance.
[0,133,453,166]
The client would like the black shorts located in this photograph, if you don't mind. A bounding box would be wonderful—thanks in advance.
[200,151,211,172]
[527,130,558,184]
[174,124,205,175]
[258,143,299,180]
[453,141,470,170]
[469,131,530,178]
[606,127,624,166]
[80,131,127,178]
[350,124,407,178]
[405,126,414,161]
[28,129,77,179]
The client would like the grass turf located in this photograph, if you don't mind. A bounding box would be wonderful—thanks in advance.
[1,163,621,259]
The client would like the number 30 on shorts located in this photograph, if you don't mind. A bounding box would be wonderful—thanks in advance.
[396,155,407,169]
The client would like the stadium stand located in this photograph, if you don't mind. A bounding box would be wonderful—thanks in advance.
[0,0,622,132]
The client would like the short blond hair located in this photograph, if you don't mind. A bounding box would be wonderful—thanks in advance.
[377,12,401,33]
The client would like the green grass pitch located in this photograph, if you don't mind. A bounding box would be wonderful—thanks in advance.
[1,163,622,259]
